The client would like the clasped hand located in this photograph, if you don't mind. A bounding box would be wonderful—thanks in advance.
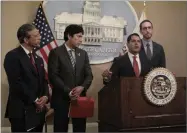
[69,86,84,100]
[35,96,48,112]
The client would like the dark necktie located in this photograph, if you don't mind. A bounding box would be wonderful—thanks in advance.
[133,55,139,77]
[146,43,152,60]
[28,53,37,72]
[68,50,76,69]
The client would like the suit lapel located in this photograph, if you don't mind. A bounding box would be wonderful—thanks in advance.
[125,54,136,76]
[139,53,145,76]
[152,42,158,60]
[75,48,81,77]
[33,54,41,77]
[18,46,38,76]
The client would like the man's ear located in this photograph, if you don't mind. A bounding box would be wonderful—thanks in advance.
[67,34,71,40]
[126,42,129,48]
[24,37,29,44]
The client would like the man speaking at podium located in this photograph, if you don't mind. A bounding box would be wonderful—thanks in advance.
[102,33,151,83]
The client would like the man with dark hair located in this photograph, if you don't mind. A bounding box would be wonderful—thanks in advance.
[48,24,93,132]
[139,19,166,68]
[4,23,49,132]
[102,33,151,82]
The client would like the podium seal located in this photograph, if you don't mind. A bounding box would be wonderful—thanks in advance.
[144,68,177,106]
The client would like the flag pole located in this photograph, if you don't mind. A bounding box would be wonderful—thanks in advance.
[144,1,146,13]
[143,1,147,19]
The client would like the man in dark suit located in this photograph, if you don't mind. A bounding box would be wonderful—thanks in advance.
[48,24,93,132]
[4,24,49,132]
[102,33,151,83]
[139,19,166,68]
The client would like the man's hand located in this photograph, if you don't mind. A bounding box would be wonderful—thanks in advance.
[35,96,48,111]
[69,89,79,100]
[69,86,84,100]
[73,86,84,96]
[102,69,112,79]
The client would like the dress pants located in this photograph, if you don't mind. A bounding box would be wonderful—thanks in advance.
[53,101,86,132]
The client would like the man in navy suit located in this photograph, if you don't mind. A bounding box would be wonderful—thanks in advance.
[4,24,49,132]
[102,33,151,83]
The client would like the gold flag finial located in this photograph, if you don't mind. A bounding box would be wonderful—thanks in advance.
[144,1,146,7]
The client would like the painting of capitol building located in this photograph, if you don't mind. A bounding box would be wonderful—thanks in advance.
[54,0,127,45]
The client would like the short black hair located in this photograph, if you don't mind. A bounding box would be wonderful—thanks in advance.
[17,23,36,44]
[127,33,140,43]
[64,24,84,41]
[139,19,153,30]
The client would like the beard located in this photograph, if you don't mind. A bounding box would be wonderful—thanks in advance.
[144,33,152,40]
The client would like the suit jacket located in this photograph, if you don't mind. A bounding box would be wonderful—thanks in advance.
[4,46,49,118]
[140,41,166,68]
[110,53,151,78]
[48,44,93,109]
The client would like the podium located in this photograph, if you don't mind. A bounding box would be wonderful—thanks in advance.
[98,77,186,132]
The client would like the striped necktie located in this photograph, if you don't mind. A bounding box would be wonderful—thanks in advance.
[68,50,76,69]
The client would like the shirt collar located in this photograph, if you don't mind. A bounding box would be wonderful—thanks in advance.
[65,43,75,52]
[128,52,139,58]
[142,38,153,47]
[20,45,32,55]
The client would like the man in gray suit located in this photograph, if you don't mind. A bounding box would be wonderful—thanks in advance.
[48,24,93,132]
[139,19,166,68]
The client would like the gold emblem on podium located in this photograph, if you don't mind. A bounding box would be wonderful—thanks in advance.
[144,68,177,106]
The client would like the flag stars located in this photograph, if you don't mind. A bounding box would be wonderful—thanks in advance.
[33,5,55,48]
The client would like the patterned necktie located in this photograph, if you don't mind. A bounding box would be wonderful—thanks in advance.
[68,50,76,69]
[28,53,38,72]
[146,43,152,60]
[133,55,139,77]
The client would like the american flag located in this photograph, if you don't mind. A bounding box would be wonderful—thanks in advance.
[33,3,58,94]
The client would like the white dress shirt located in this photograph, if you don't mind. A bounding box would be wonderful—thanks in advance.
[21,45,31,56]
[65,43,76,60]
[128,52,141,75]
